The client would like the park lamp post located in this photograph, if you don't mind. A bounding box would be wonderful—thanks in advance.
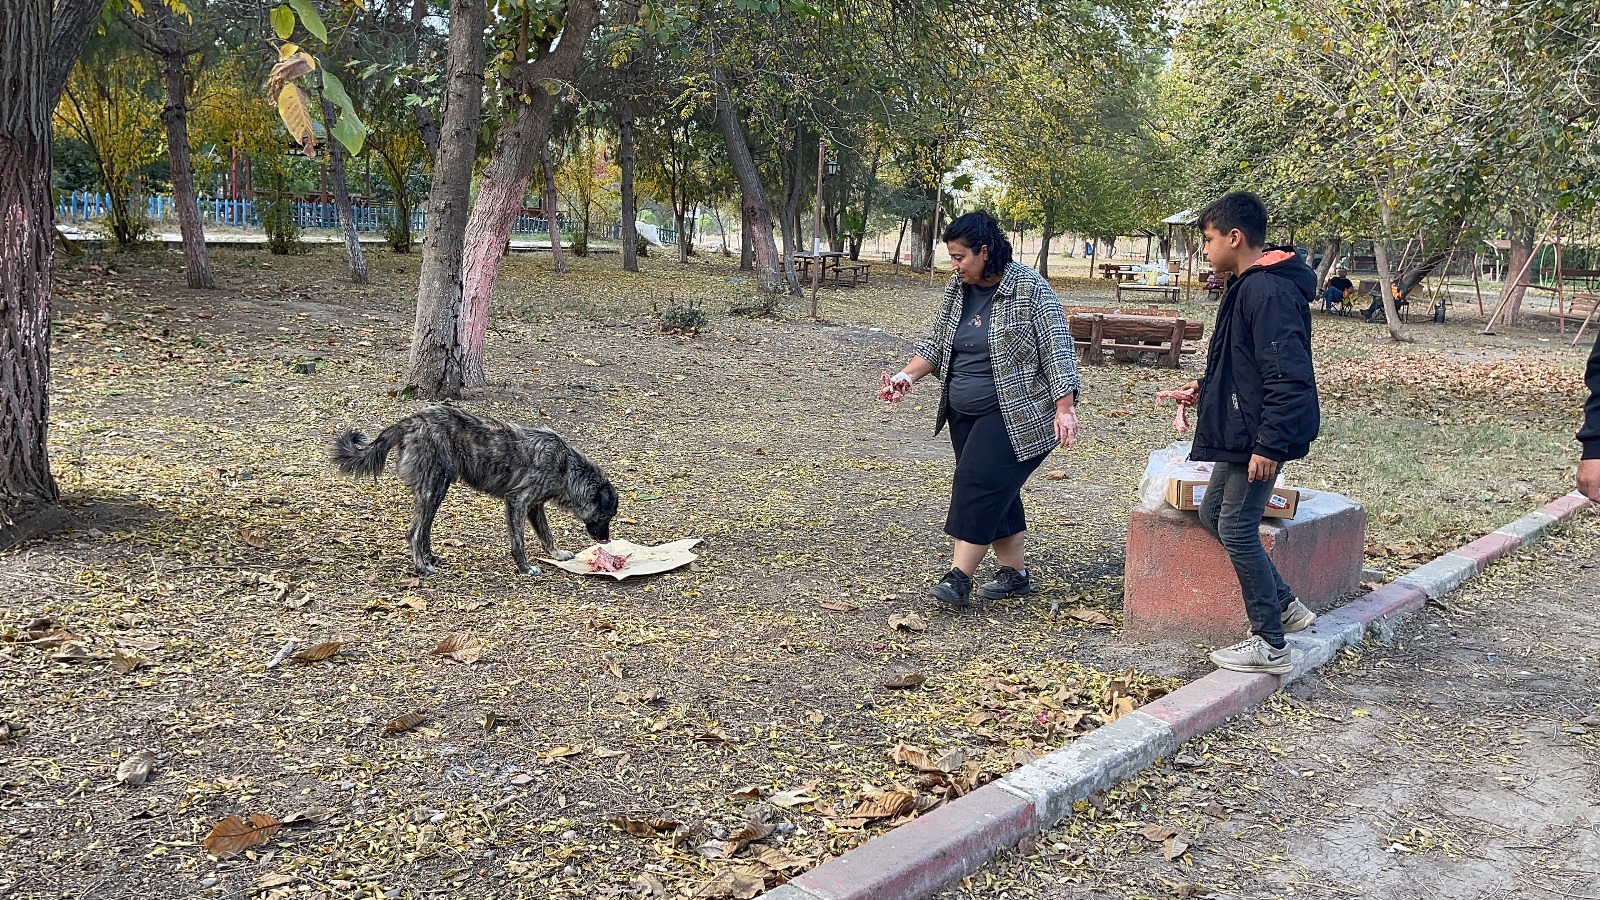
[809,142,837,318]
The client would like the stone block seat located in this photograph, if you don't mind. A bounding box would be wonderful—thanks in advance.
[1123,490,1367,644]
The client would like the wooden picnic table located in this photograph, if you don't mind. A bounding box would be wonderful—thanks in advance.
[1069,312,1203,368]
[1114,282,1182,304]
[792,252,873,287]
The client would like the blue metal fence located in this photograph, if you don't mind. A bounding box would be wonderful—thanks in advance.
[54,191,676,244]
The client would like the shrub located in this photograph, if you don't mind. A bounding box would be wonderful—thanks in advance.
[261,197,305,256]
[653,294,707,334]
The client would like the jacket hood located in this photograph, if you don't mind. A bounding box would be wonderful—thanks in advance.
[1239,248,1317,303]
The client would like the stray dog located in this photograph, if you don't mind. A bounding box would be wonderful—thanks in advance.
[331,406,618,576]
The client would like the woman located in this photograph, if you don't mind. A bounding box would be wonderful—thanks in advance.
[879,211,1081,608]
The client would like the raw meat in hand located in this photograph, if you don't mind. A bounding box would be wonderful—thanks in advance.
[877,371,912,403]
[1153,390,1192,435]
[590,545,629,573]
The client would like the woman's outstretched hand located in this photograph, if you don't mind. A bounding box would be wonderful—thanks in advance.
[878,371,913,403]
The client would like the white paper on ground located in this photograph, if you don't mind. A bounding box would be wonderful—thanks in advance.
[540,538,702,580]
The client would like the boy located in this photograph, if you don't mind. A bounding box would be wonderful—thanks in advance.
[1163,192,1321,674]
[1579,327,1600,500]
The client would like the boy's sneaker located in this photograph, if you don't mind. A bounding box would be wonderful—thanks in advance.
[1282,599,1317,634]
[978,566,1036,600]
[929,568,973,608]
[1209,636,1293,675]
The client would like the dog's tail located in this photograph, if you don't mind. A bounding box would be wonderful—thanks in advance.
[331,425,400,479]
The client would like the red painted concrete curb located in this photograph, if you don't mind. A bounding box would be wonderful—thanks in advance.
[1538,493,1594,522]
[784,783,1038,900]
[1447,531,1522,571]
[1138,669,1278,744]
[759,497,1585,900]
[1328,582,1427,626]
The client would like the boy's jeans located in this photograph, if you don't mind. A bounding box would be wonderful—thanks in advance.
[1198,460,1294,647]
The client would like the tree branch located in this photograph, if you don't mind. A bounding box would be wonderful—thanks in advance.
[45,0,110,110]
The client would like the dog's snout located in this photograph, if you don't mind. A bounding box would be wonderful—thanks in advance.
[587,521,612,543]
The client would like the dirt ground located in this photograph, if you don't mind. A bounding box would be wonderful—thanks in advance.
[0,246,1592,900]
[941,515,1600,900]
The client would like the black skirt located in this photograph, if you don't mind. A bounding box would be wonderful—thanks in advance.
[944,408,1051,544]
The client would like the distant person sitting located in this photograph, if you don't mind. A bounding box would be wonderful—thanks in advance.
[1364,282,1405,322]
[1321,268,1353,312]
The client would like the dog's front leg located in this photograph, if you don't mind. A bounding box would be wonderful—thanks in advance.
[530,504,574,560]
[505,498,543,576]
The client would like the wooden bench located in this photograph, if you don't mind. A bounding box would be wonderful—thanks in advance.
[1556,293,1600,337]
[1069,313,1204,368]
[828,262,872,287]
[1114,282,1181,304]
[1063,304,1171,318]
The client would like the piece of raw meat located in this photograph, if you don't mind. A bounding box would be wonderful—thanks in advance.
[590,545,629,573]
[1153,390,1193,435]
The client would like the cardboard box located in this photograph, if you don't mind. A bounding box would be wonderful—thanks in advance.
[1165,477,1301,519]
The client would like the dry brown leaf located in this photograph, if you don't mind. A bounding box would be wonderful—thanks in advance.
[1164,835,1191,860]
[264,52,314,101]
[1045,469,1068,480]
[889,612,927,632]
[634,873,667,898]
[1141,823,1180,842]
[290,641,341,663]
[609,816,679,837]
[383,711,428,734]
[693,869,766,899]
[753,846,807,871]
[1063,607,1114,626]
[238,526,269,549]
[819,599,858,612]
[22,629,81,649]
[694,728,731,744]
[51,643,106,663]
[725,818,775,853]
[202,813,283,858]
[433,632,484,663]
[851,786,917,820]
[729,785,763,801]
[767,789,818,809]
[884,671,926,689]
[116,750,156,787]
[891,744,937,771]
[110,650,146,674]
[541,745,585,762]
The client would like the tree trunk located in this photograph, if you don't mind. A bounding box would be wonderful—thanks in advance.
[407,0,441,164]
[619,96,638,272]
[154,2,212,289]
[778,118,804,286]
[1035,216,1053,278]
[315,70,368,285]
[712,204,728,255]
[739,204,752,270]
[540,137,565,274]
[1498,219,1535,323]
[849,147,881,261]
[1372,237,1411,343]
[892,217,907,266]
[457,0,601,385]
[403,0,485,398]
[675,206,688,264]
[1314,234,1341,288]
[2,0,67,530]
[714,76,785,293]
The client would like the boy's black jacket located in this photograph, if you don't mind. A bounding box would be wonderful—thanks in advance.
[1191,249,1321,464]
[1582,329,1600,459]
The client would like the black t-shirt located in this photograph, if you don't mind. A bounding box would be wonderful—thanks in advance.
[1328,276,1353,293]
[949,282,1000,415]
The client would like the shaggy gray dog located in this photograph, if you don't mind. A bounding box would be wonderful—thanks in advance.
[332,406,618,575]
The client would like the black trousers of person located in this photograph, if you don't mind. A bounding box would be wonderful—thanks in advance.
[944,408,1051,545]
